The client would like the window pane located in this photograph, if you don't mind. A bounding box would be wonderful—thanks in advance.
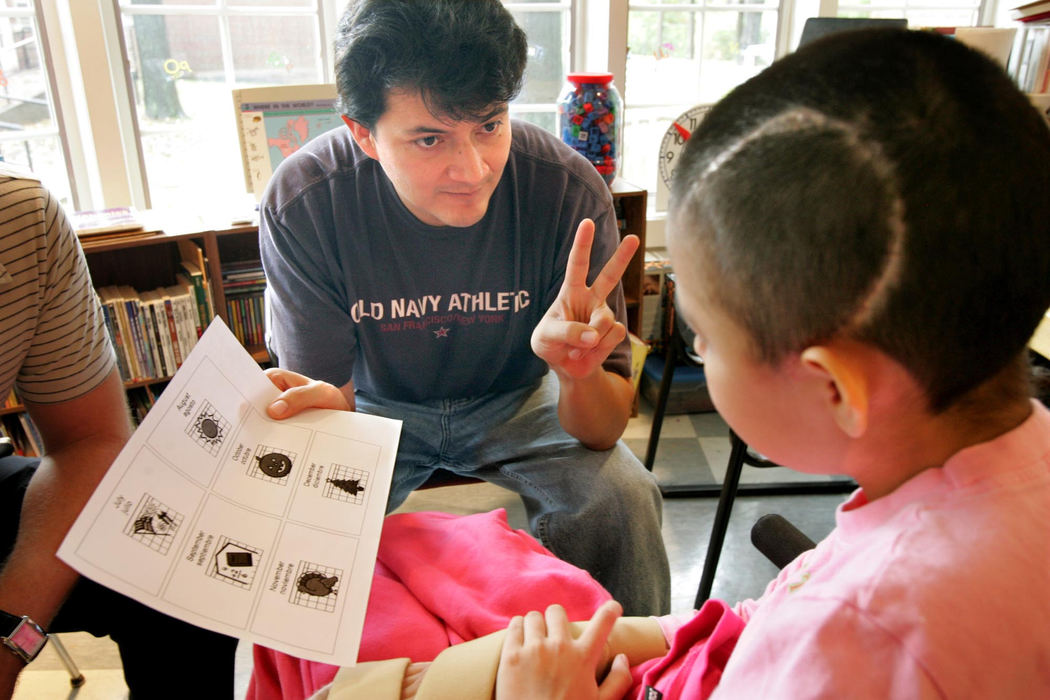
[838,0,982,30]
[122,0,215,7]
[0,6,71,205]
[120,7,324,210]
[229,15,323,84]
[227,0,315,6]
[623,6,776,200]
[508,8,569,105]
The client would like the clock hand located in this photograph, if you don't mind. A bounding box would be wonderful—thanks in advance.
[673,122,692,141]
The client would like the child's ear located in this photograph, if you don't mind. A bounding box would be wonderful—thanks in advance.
[799,345,869,439]
[342,115,380,160]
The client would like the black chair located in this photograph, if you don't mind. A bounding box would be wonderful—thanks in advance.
[642,275,854,606]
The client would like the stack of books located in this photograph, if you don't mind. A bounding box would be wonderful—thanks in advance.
[1011,1,1050,93]
[97,280,205,383]
[72,207,154,240]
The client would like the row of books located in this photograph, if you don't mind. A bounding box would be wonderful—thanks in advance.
[1,413,43,457]
[222,259,266,348]
[1012,1,1050,93]
[98,276,212,383]
[227,293,266,349]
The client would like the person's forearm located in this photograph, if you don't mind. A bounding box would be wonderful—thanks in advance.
[556,368,634,450]
[0,372,131,697]
[0,434,128,622]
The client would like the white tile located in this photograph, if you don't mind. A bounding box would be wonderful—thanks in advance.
[13,669,128,700]
[700,436,732,480]
[626,399,701,440]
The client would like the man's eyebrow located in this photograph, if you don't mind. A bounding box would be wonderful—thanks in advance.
[478,106,508,123]
[405,125,449,135]
[405,107,508,135]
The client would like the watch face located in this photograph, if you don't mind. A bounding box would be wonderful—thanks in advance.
[4,617,47,663]
[655,104,713,212]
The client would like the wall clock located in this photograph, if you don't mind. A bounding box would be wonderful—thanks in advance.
[655,104,713,212]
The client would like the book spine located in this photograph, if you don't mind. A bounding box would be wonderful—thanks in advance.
[125,299,149,380]
[114,301,136,382]
[145,300,166,378]
[115,299,141,381]
[151,299,175,377]
[180,263,209,337]
[136,298,157,379]
[18,413,43,456]
[164,298,183,368]
[100,303,130,382]
[174,294,198,359]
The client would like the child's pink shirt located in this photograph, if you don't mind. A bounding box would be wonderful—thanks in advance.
[707,399,1050,698]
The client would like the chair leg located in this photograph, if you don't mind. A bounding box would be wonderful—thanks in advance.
[694,431,747,607]
[643,334,677,470]
[48,634,85,688]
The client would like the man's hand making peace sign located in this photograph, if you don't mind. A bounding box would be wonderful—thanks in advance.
[531,219,640,450]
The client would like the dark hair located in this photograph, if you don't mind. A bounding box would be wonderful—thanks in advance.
[334,0,528,129]
[669,28,1050,413]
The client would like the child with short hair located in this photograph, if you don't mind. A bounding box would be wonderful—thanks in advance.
[304,27,1050,700]
[653,25,1050,697]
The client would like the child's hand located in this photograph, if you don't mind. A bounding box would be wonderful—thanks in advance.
[495,600,633,700]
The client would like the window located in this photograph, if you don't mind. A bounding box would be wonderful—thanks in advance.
[837,0,985,30]
[116,0,328,211]
[621,1,781,208]
[505,1,573,133]
[0,1,71,205]
[39,0,1008,218]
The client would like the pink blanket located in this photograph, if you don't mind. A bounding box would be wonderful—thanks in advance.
[629,599,745,700]
[247,509,612,699]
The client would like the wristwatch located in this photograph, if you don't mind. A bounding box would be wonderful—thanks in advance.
[0,610,48,663]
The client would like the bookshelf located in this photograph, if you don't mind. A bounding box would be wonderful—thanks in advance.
[611,180,648,339]
[1,183,649,454]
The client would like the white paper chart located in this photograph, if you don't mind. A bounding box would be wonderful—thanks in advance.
[58,319,402,666]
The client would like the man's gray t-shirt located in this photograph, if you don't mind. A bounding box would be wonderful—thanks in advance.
[260,119,631,403]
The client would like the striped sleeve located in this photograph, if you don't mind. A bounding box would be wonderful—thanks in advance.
[0,176,116,404]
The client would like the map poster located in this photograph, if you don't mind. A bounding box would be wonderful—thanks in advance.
[234,87,343,200]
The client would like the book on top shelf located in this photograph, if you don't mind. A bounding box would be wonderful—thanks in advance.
[1012,0,1050,21]
[72,207,147,237]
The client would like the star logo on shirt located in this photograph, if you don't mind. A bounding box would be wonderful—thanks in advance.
[433,326,450,338]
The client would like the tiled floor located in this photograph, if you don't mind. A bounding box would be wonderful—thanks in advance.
[13,400,848,699]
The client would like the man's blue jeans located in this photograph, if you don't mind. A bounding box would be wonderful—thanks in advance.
[355,372,671,616]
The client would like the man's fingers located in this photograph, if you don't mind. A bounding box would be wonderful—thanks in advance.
[563,218,596,289]
[264,366,311,391]
[266,379,351,419]
[590,234,639,302]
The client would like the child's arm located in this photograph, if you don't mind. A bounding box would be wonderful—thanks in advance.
[310,603,669,700]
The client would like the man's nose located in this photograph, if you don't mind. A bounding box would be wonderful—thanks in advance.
[448,140,487,182]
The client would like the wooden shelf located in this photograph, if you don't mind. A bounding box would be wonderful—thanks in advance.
[611,179,649,339]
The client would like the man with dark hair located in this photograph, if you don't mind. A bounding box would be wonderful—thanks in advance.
[259,0,670,622]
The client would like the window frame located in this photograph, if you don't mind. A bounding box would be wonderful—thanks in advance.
[41,0,1004,221]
